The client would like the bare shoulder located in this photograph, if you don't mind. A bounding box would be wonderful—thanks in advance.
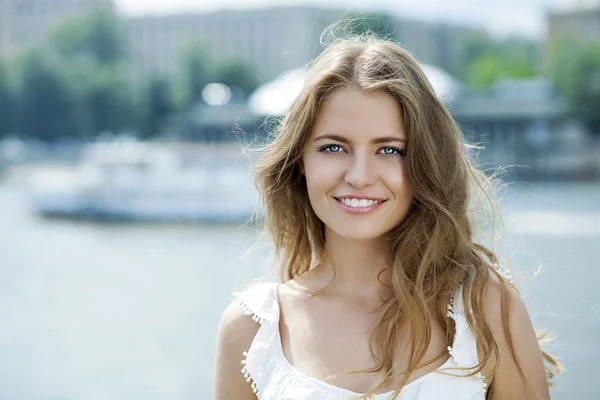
[218,298,261,341]
[214,299,260,400]
[482,278,537,343]
[482,278,525,324]
[482,278,550,400]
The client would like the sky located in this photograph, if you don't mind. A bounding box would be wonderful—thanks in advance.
[113,0,590,38]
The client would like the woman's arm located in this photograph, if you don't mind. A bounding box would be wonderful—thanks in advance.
[484,281,551,400]
[214,300,260,400]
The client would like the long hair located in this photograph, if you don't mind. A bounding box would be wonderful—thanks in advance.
[252,33,560,399]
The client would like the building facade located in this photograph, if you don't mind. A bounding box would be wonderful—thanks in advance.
[1,3,481,85]
[0,0,113,59]
[125,6,481,84]
[125,6,337,84]
[547,2,600,46]
[393,19,485,74]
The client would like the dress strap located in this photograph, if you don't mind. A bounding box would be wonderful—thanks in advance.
[234,282,280,327]
[234,282,281,398]
[446,287,488,396]
[446,288,479,368]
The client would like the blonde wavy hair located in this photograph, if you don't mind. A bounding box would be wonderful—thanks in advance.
[251,32,560,399]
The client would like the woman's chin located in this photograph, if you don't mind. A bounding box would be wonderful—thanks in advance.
[329,226,389,242]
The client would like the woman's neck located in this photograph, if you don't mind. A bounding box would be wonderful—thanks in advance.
[315,228,393,300]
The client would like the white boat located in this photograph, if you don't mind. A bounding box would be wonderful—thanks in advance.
[25,140,260,222]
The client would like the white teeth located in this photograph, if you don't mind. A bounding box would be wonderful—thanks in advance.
[338,198,381,208]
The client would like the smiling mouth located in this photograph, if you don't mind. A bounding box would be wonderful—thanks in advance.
[334,197,387,208]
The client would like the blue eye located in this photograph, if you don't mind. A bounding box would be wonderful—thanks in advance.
[379,147,405,156]
[320,144,344,153]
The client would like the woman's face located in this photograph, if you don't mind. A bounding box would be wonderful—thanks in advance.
[301,85,413,242]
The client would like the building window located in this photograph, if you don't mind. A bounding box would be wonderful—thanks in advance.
[14,2,27,15]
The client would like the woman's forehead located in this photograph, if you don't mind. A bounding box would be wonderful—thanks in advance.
[311,87,405,140]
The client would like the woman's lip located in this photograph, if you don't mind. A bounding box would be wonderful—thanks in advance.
[334,196,386,201]
[334,197,386,214]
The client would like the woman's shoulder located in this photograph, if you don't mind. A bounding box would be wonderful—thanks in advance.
[217,297,260,346]
[478,277,550,397]
[215,282,280,365]
[474,277,532,341]
[480,277,526,326]
[217,283,275,343]
[218,282,280,332]
[215,283,281,399]
[230,281,282,326]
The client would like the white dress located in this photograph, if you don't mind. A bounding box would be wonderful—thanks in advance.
[235,282,487,400]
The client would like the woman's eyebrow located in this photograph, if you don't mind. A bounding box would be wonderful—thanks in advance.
[313,134,350,143]
[370,136,406,145]
[313,134,406,144]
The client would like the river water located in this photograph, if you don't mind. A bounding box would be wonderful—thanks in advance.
[0,181,598,399]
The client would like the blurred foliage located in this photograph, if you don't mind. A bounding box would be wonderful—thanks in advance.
[214,58,258,96]
[137,77,175,139]
[51,9,125,65]
[2,6,597,141]
[17,52,78,140]
[1,10,132,140]
[175,41,258,109]
[82,65,133,136]
[549,38,600,133]
[0,64,18,135]
[336,13,538,89]
[336,13,537,89]
[175,40,216,110]
[453,34,538,88]
[51,11,133,137]
[0,9,259,142]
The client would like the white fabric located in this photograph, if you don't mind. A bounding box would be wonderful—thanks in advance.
[235,282,487,400]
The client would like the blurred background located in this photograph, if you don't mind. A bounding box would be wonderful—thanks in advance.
[0,0,599,398]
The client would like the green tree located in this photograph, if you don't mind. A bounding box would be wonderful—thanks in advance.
[18,52,78,140]
[0,63,17,137]
[549,38,600,132]
[214,58,258,95]
[498,37,539,79]
[51,9,125,65]
[455,35,538,88]
[80,65,133,136]
[454,33,492,76]
[48,8,134,137]
[136,76,174,138]
[175,40,216,110]
[465,54,504,87]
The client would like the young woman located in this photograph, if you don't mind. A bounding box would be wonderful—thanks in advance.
[214,34,560,399]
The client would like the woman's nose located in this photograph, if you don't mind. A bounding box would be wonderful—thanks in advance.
[344,154,377,189]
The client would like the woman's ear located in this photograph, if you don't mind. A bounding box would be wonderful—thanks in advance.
[299,161,305,176]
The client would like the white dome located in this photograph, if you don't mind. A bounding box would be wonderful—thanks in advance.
[247,64,462,117]
[420,64,463,101]
[247,68,309,117]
